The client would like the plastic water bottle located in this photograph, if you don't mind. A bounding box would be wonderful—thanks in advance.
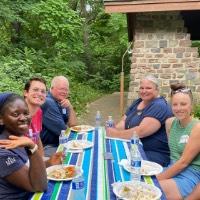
[62,146,67,166]
[106,116,114,127]
[130,132,141,182]
[59,130,68,145]
[131,131,139,146]
[95,110,101,128]
[71,175,86,200]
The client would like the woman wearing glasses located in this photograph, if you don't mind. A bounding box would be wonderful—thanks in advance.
[106,75,173,167]
[23,77,47,156]
[157,83,200,199]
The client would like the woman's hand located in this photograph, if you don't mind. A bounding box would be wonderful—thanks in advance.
[106,127,120,138]
[0,135,34,149]
[46,152,63,167]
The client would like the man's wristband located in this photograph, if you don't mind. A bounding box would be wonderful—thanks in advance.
[25,144,38,155]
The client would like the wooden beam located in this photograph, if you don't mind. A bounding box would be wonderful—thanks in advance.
[104,1,200,13]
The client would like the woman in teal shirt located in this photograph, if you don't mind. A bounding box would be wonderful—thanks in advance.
[157,83,200,199]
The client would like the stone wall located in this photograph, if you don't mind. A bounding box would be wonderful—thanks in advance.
[128,12,200,106]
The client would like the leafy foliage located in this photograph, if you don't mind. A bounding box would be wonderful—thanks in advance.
[0,0,129,113]
[193,104,200,119]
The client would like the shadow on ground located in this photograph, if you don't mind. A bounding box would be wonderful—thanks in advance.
[78,92,128,126]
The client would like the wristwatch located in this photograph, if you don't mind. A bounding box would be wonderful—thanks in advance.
[25,144,38,155]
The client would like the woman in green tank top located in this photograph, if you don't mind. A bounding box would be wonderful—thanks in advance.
[157,83,200,199]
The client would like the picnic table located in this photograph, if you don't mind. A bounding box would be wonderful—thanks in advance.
[30,127,166,200]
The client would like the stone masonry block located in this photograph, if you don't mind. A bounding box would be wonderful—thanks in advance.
[134,41,145,48]
[192,52,199,58]
[172,64,183,68]
[181,58,192,63]
[159,40,168,48]
[185,47,198,53]
[149,59,159,63]
[155,54,164,58]
[151,48,160,53]
[168,59,178,63]
[160,74,171,79]
[175,33,187,40]
[169,40,178,47]
[146,54,153,58]
[153,64,160,69]
[132,48,141,53]
[163,48,172,53]
[184,52,191,57]
[146,41,158,48]
[176,53,183,58]
[179,40,192,47]
[176,74,185,79]
[164,69,174,73]
[132,53,144,58]
[138,59,147,63]
[156,33,164,40]
[161,64,170,68]
[173,48,185,53]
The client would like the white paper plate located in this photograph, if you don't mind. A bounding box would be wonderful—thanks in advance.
[70,125,94,134]
[46,165,82,181]
[64,140,93,150]
[120,159,163,176]
[112,181,162,200]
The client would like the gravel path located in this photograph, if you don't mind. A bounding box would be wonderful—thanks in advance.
[78,92,128,126]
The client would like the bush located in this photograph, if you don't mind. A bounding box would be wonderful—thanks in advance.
[193,104,200,119]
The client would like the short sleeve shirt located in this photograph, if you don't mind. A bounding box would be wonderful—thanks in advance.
[125,97,173,166]
[24,108,42,144]
[41,92,70,146]
[0,133,29,199]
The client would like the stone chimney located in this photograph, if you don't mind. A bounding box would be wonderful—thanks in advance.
[128,12,200,105]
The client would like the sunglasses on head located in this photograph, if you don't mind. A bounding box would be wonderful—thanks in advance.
[171,88,191,95]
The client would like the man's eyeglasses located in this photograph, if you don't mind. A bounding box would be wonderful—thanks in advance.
[30,88,46,95]
[171,88,191,95]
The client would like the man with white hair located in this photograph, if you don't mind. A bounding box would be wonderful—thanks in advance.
[41,76,77,156]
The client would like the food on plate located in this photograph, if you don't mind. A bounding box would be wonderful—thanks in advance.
[140,164,154,174]
[48,166,76,179]
[71,125,94,132]
[118,184,157,200]
[72,126,82,132]
[71,141,85,148]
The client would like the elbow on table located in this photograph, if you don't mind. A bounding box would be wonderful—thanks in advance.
[31,179,48,192]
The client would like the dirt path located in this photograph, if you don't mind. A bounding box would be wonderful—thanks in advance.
[78,92,128,126]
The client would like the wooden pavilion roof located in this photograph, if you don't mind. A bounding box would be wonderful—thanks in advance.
[104,0,200,40]
[104,0,200,13]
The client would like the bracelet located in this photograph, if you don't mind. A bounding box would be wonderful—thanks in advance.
[25,144,38,155]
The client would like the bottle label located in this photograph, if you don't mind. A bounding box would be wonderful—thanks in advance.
[106,120,114,127]
[72,181,84,190]
[131,160,141,167]
[131,138,139,145]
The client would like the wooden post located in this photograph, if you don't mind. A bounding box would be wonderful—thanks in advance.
[120,42,132,117]
[120,71,124,117]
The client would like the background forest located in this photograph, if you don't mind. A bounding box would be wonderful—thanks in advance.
[0,0,130,114]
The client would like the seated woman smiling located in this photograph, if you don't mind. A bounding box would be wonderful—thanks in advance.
[106,75,173,167]
[0,93,47,199]
[157,83,200,199]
